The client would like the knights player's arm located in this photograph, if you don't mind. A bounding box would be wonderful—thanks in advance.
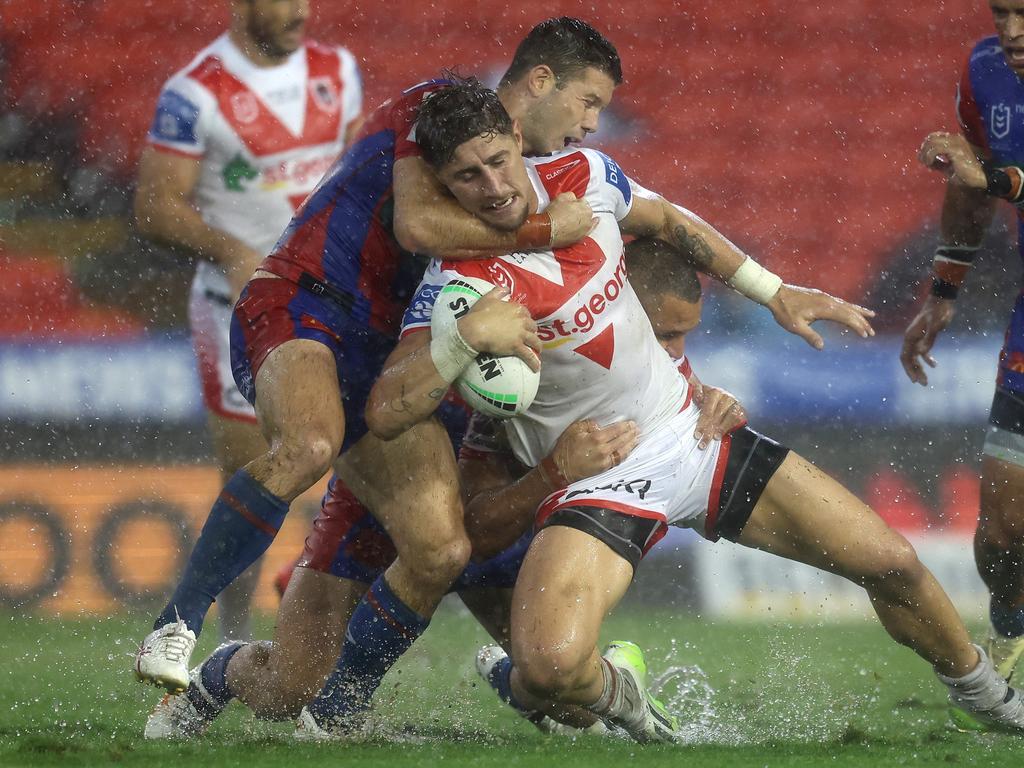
[462,419,641,560]
[365,291,540,441]
[901,132,998,384]
[392,156,595,258]
[620,192,875,349]
[134,148,263,296]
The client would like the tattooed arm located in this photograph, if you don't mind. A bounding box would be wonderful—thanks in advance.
[621,194,875,348]
[620,195,750,284]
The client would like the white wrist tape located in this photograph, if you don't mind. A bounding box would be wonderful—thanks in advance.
[728,257,783,305]
[430,323,478,383]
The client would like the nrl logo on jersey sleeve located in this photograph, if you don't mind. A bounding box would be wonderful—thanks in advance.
[992,103,1012,139]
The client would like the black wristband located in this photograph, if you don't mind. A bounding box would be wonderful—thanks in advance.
[930,278,959,300]
[986,168,1014,198]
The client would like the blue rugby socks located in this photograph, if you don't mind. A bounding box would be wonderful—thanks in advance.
[188,641,243,718]
[485,655,532,714]
[307,576,429,728]
[155,469,289,635]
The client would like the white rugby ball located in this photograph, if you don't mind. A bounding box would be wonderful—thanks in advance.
[430,275,540,419]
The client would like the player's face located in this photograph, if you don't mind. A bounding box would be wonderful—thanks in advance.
[436,129,533,232]
[643,292,702,360]
[991,0,1024,76]
[242,0,308,59]
[523,67,616,154]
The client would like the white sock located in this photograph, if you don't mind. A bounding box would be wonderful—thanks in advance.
[937,645,1008,711]
[588,658,646,729]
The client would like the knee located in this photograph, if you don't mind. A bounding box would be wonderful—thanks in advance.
[270,432,339,485]
[858,534,924,586]
[514,644,592,700]
[408,532,472,587]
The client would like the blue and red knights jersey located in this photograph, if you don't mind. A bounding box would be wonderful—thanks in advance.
[958,37,1024,259]
[258,79,448,338]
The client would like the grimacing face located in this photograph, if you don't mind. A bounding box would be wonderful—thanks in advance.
[242,0,308,59]
[435,129,534,233]
[522,66,616,155]
[641,292,703,361]
[991,0,1024,76]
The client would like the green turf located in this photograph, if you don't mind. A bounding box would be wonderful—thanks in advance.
[0,607,1017,766]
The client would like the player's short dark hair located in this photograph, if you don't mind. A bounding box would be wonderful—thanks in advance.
[416,77,514,169]
[500,17,623,89]
[625,237,703,304]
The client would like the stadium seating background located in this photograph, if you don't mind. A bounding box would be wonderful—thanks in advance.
[1,0,998,313]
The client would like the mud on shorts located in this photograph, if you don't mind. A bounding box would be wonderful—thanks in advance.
[534,407,790,570]
[229,275,395,453]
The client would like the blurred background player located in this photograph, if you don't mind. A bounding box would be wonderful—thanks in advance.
[906,0,1024,682]
[134,0,363,642]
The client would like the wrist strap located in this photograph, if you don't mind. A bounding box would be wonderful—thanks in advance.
[986,166,1024,203]
[515,213,552,249]
[930,243,979,300]
[430,324,478,383]
[539,455,570,490]
[727,257,783,304]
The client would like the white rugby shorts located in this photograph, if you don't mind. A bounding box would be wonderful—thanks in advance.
[188,263,257,423]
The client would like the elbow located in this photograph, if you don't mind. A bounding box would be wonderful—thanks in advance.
[364,395,404,442]
[393,212,436,256]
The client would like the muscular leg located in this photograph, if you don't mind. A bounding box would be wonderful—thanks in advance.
[976,456,1024,627]
[340,419,470,616]
[461,585,602,729]
[155,339,344,636]
[509,527,633,709]
[303,419,471,727]
[226,567,365,720]
[207,413,267,642]
[737,452,977,677]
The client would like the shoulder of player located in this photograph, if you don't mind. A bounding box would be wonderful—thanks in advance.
[969,35,1005,67]
[302,39,356,68]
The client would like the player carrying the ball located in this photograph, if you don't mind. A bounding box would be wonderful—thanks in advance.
[369,78,1024,741]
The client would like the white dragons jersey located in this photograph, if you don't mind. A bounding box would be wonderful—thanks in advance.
[402,148,691,468]
[147,33,362,262]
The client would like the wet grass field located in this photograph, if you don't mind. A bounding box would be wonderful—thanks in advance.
[0,607,1018,767]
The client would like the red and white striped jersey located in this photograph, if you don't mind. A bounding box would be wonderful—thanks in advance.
[147,33,362,258]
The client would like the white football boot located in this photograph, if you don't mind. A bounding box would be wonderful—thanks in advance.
[475,644,610,737]
[601,641,681,744]
[134,618,197,693]
[144,666,219,739]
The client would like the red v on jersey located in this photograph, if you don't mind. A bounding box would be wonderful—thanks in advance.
[187,43,343,158]
[573,324,615,369]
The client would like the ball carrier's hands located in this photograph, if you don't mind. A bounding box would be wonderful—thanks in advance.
[464,418,640,560]
[457,288,541,371]
[366,288,539,441]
